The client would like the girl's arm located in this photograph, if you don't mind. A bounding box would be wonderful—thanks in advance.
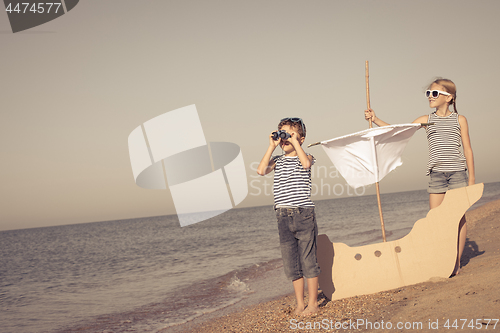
[257,134,280,175]
[365,108,390,126]
[366,109,429,127]
[412,115,429,124]
[459,115,475,185]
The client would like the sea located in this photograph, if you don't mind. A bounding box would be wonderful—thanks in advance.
[1,182,500,333]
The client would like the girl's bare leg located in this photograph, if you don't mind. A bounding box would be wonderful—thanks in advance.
[453,216,467,275]
[429,193,466,275]
[429,193,445,209]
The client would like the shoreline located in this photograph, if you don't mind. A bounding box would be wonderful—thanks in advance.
[164,198,500,332]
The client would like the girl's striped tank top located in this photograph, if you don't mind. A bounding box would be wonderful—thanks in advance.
[425,112,466,176]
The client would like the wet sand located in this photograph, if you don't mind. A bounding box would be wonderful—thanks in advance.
[167,198,500,332]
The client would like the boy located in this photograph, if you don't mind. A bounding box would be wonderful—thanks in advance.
[257,117,320,316]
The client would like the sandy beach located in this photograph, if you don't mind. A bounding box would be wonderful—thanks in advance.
[167,198,500,332]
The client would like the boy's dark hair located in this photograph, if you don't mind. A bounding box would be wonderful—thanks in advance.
[278,119,307,138]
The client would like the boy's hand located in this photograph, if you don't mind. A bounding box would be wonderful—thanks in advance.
[257,132,281,175]
[288,132,301,147]
[269,132,281,148]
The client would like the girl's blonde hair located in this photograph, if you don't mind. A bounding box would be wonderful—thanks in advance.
[429,78,458,113]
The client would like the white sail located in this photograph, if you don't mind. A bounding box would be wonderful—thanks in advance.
[321,124,420,188]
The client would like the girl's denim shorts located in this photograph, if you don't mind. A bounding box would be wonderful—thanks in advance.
[428,170,468,194]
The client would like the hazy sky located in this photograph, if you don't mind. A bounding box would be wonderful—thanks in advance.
[1,0,499,231]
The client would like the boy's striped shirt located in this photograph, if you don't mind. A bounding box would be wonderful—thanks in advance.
[272,154,315,207]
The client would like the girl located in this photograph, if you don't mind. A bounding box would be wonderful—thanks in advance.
[364,78,475,276]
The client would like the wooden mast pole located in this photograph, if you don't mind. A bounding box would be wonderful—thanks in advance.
[366,61,387,242]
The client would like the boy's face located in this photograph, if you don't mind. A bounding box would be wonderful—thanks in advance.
[279,125,304,153]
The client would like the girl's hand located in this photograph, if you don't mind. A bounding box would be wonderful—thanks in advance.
[365,108,376,122]
[468,177,475,186]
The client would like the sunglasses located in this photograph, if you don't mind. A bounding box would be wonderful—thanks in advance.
[280,117,305,137]
[425,90,451,98]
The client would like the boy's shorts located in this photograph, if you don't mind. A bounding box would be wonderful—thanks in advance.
[275,206,321,281]
[428,170,468,194]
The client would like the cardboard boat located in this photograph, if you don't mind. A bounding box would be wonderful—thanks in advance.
[317,183,483,300]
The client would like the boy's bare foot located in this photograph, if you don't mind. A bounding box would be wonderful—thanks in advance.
[293,306,305,315]
[300,305,319,316]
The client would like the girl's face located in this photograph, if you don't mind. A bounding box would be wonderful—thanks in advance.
[428,83,453,109]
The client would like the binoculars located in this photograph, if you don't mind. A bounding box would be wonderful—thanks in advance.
[272,130,291,141]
